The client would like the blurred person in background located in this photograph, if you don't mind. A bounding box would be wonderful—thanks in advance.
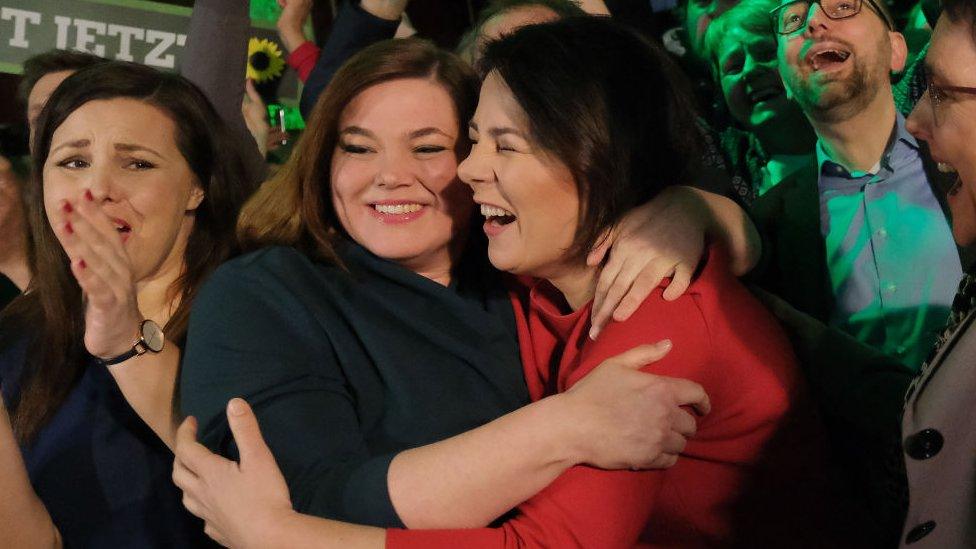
[702,0,816,200]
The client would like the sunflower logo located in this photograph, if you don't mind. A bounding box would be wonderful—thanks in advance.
[247,38,285,83]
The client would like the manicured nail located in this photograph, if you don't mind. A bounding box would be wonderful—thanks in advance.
[77,258,86,269]
[227,398,246,416]
[84,189,93,201]
[64,221,73,235]
[61,200,73,213]
[589,326,601,340]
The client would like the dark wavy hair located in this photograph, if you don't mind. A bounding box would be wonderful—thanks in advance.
[0,61,250,442]
[480,16,702,261]
[942,0,976,41]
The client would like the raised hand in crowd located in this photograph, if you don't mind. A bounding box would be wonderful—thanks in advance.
[276,0,313,53]
[362,0,410,21]
[242,79,288,157]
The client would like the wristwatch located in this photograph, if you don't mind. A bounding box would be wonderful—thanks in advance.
[95,319,165,366]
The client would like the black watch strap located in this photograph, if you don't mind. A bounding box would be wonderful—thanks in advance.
[94,345,143,366]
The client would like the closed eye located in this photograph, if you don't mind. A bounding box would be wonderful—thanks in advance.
[339,143,373,154]
[414,145,447,154]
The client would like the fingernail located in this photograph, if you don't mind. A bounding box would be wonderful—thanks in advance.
[64,221,73,235]
[227,398,246,416]
[61,200,73,213]
[657,339,672,350]
[84,189,93,201]
[77,258,86,269]
[589,326,600,340]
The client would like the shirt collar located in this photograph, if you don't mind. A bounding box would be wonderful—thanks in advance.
[816,111,919,178]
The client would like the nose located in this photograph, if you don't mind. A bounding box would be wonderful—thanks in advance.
[374,149,415,189]
[457,143,493,189]
[805,2,832,34]
[87,164,116,203]
[906,92,932,142]
[742,54,772,85]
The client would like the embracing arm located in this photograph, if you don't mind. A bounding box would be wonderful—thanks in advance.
[0,396,61,548]
[389,298,716,548]
[588,186,760,338]
[387,340,703,528]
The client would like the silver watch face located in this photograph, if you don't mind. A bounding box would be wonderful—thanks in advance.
[141,320,165,353]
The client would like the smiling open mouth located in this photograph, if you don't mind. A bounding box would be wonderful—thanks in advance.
[808,49,850,71]
[481,204,517,226]
[372,203,423,214]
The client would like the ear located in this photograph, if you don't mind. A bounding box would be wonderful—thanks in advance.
[186,184,205,211]
[888,31,908,73]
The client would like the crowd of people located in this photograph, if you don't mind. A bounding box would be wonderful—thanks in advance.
[0,0,973,547]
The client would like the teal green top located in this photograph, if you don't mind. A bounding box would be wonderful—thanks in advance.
[180,242,529,527]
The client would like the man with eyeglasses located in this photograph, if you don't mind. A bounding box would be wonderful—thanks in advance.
[751,0,964,373]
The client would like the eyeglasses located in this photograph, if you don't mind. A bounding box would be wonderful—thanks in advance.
[922,66,976,127]
[769,0,892,35]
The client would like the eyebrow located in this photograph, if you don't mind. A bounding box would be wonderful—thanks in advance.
[339,126,376,139]
[114,142,164,159]
[467,122,526,139]
[409,127,453,140]
[49,139,165,159]
[341,126,454,140]
[50,138,90,155]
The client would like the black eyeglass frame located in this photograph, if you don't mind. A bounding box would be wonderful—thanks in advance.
[769,0,893,35]
[921,66,976,126]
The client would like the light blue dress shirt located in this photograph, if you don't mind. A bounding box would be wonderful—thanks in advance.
[816,113,962,369]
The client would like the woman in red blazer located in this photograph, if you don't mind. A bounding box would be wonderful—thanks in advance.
[173,17,851,548]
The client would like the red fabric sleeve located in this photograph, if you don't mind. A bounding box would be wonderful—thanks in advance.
[287,41,320,83]
[387,295,718,549]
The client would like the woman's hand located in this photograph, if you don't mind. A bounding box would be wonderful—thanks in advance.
[558,342,710,470]
[587,187,710,340]
[52,190,141,359]
[173,399,294,548]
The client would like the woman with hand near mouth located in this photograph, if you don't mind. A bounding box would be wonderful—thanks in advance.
[173,19,847,548]
[0,61,249,547]
[702,0,817,199]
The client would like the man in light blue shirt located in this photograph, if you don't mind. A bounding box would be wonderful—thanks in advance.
[753,0,962,369]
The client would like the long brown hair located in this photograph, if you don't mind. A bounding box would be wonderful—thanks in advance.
[0,61,250,443]
[237,38,479,261]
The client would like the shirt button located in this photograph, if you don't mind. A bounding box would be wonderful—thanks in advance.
[904,428,944,460]
[876,228,888,238]
[905,521,936,544]
[896,345,907,355]
[885,282,898,293]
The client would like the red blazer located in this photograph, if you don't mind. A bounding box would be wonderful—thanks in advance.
[388,248,842,548]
